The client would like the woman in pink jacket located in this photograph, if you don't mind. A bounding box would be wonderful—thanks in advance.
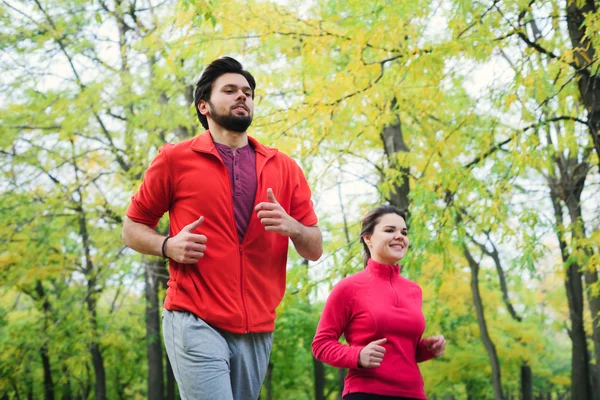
[312,205,445,400]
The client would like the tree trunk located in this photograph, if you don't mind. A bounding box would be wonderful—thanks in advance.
[10,378,21,400]
[463,245,504,400]
[337,368,346,399]
[115,370,125,400]
[562,257,592,400]
[466,382,475,400]
[61,366,72,400]
[565,194,600,400]
[81,362,92,400]
[165,349,175,400]
[589,111,600,173]
[590,356,600,399]
[40,344,55,400]
[472,237,533,400]
[23,367,33,400]
[86,280,106,400]
[85,272,106,400]
[265,362,273,400]
[520,363,532,400]
[89,341,106,400]
[35,281,55,400]
[380,104,410,218]
[155,247,176,400]
[563,4,600,388]
[334,180,351,400]
[313,356,325,400]
[76,188,106,400]
[145,257,165,400]
[549,190,592,399]
[565,0,600,172]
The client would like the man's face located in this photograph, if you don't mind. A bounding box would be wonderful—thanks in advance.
[199,73,254,133]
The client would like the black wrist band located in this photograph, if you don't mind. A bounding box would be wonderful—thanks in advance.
[161,236,171,259]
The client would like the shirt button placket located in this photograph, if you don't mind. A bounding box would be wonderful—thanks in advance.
[234,151,240,195]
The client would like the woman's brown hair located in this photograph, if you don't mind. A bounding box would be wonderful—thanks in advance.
[359,205,406,266]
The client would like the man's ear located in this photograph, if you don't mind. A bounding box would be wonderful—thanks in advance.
[198,100,209,116]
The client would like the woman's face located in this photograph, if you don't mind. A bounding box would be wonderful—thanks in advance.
[363,213,409,265]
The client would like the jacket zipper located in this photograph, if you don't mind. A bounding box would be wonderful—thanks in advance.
[221,158,251,333]
[237,171,262,334]
[222,147,272,334]
[238,180,262,333]
[234,162,264,334]
[207,142,274,334]
[390,268,399,307]
[239,245,249,333]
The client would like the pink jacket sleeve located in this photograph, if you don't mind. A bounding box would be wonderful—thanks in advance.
[416,338,435,363]
[312,282,362,369]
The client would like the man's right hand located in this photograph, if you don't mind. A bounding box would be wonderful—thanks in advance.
[358,338,387,368]
[164,217,208,264]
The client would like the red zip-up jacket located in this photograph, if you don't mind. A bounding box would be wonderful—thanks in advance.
[126,131,318,333]
[312,259,434,399]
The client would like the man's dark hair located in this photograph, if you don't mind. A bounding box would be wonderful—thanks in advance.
[194,57,256,130]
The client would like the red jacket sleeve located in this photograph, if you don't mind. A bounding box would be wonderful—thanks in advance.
[312,282,362,369]
[289,160,318,227]
[125,145,173,228]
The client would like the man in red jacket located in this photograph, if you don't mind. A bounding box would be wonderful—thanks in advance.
[122,57,322,400]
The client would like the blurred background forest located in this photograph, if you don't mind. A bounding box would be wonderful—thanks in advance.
[1,0,599,399]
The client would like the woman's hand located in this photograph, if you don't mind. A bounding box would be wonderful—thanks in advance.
[358,338,387,368]
[421,335,446,358]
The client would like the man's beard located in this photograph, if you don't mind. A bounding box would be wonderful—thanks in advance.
[208,102,253,133]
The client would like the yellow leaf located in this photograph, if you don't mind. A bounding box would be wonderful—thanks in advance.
[505,93,518,108]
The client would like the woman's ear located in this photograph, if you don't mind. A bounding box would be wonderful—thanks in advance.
[363,234,372,248]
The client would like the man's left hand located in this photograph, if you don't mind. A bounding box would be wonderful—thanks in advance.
[255,188,300,237]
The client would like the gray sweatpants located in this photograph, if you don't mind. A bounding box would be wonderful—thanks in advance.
[162,310,273,400]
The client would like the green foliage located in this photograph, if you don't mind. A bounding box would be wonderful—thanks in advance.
[2,0,597,398]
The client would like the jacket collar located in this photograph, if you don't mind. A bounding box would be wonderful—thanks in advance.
[366,258,401,277]
[189,130,278,158]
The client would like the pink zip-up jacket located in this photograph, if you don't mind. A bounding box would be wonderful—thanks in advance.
[312,258,434,399]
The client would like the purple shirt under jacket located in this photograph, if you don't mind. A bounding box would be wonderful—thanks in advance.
[214,141,257,242]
